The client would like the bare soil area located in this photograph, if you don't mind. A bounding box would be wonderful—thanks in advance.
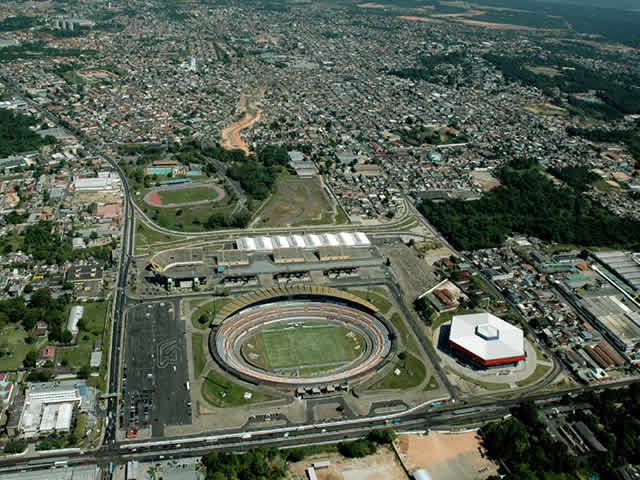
[220,90,264,154]
[287,448,407,480]
[396,432,498,480]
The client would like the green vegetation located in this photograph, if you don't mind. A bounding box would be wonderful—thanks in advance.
[548,166,601,191]
[483,401,580,479]
[484,54,640,118]
[369,352,426,390]
[390,312,421,356]
[419,159,640,251]
[0,15,38,32]
[3,440,26,454]
[0,325,35,370]
[338,429,396,458]
[424,375,439,392]
[516,364,551,387]
[347,289,392,314]
[389,52,471,86]
[249,324,362,370]
[190,298,233,329]
[0,42,96,62]
[201,370,276,407]
[192,333,206,377]
[156,186,221,205]
[567,125,640,167]
[202,448,285,480]
[0,108,56,157]
[134,221,183,252]
[70,413,88,444]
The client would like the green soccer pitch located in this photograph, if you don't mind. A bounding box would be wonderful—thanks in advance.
[245,323,364,371]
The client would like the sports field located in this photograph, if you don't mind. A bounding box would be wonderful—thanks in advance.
[244,323,363,371]
[156,185,221,205]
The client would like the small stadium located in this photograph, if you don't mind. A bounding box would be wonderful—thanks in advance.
[209,286,395,390]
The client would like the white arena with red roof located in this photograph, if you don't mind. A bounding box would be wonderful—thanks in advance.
[447,312,525,367]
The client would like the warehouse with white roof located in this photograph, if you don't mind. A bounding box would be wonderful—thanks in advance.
[235,232,370,252]
[448,312,525,367]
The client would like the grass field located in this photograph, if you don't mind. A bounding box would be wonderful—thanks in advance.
[135,221,184,252]
[369,353,426,390]
[0,325,40,370]
[256,175,333,227]
[390,312,421,356]
[424,375,440,392]
[245,323,363,370]
[347,289,392,314]
[156,186,221,205]
[191,298,233,329]
[516,364,551,387]
[201,370,276,407]
[192,333,207,377]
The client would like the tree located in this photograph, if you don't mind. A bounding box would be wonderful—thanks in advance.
[61,330,73,344]
[24,349,37,368]
[198,314,209,325]
[78,364,91,379]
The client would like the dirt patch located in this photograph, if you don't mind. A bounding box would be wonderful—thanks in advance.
[396,432,498,480]
[432,9,486,18]
[523,103,568,116]
[220,90,264,154]
[358,2,388,8]
[471,170,501,191]
[396,15,445,23]
[314,402,344,421]
[146,191,162,206]
[287,449,407,480]
[453,18,562,31]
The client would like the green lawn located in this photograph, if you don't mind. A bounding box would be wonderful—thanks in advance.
[135,221,184,251]
[247,323,362,370]
[369,353,426,390]
[201,370,277,408]
[191,298,233,329]
[0,325,37,370]
[390,313,421,356]
[347,289,392,314]
[57,343,93,368]
[516,364,552,387]
[156,185,221,205]
[424,375,440,392]
[192,333,207,377]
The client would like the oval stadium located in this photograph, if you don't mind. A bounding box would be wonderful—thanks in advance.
[208,286,395,389]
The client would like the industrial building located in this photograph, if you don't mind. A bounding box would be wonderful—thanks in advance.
[236,232,370,252]
[67,305,84,335]
[18,381,83,438]
[577,294,640,357]
[0,465,100,480]
[448,312,525,367]
[593,251,640,291]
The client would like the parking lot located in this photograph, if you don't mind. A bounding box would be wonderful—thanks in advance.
[122,301,192,438]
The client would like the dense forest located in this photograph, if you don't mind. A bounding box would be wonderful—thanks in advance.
[418,159,640,250]
[484,386,640,480]
[0,109,56,157]
[548,166,601,191]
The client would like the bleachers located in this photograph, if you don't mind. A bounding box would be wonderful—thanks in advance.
[214,299,391,386]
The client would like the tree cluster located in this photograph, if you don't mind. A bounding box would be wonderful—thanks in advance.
[0,288,72,343]
[0,108,56,157]
[548,166,601,191]
[483,401,577,479]
[418,159,640,251]
[202,448,284,480]
[567,126,640,167]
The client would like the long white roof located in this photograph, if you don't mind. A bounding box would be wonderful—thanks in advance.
[449,312,524,361]
[236,232,370,252]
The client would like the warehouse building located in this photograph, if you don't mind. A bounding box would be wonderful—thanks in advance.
[448,312,525,367]
[18,381,83,438]
[593,251,640,291]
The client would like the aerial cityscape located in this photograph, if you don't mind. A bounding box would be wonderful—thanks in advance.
[0,0,639,478]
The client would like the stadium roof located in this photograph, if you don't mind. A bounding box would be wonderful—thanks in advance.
[236,232,370,252]
[449,312,524,363]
